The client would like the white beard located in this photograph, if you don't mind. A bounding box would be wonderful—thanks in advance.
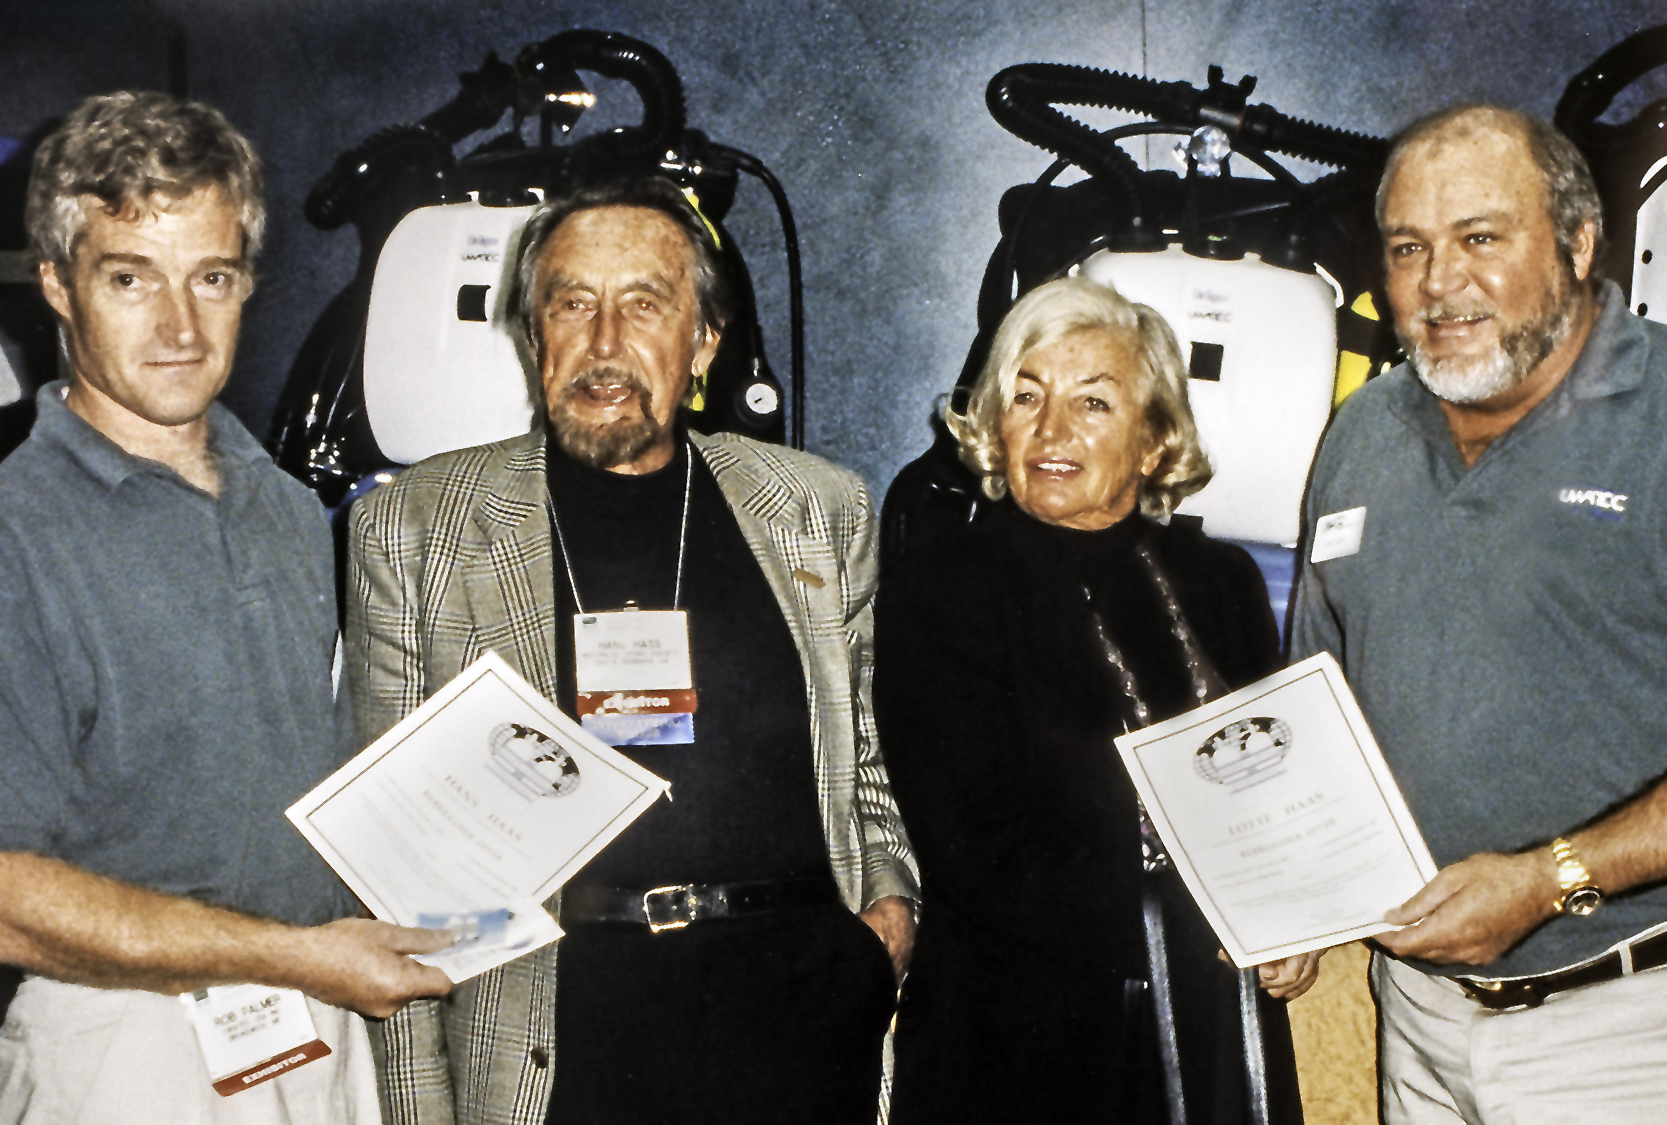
[1406,276,1577,406]
[1409,342,1525,405]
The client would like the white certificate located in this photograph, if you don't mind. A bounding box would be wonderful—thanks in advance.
[1113,652,1436,967]
[288,652,670,976]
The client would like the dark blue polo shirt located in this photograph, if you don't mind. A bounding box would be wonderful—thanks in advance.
[1293,283,1667,977]
[0,384,354,926]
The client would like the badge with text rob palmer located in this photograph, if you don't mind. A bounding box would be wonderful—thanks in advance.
[574,610,697,746]
[181,984,330,1096]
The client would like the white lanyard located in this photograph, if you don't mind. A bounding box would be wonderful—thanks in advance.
[547,442,694,615]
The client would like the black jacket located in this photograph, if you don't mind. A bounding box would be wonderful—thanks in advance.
[876,502,1300,1124]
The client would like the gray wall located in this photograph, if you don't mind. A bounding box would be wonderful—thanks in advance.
[5,0,1665,493]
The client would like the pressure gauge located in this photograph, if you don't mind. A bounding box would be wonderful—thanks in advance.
[743,380,780,417]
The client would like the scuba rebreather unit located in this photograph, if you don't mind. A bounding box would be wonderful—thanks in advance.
[882,63,1396,577]
[270,30,806,509]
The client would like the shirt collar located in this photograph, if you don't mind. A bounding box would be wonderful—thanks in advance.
[32,380,269,491]
[1560,279,1652,401]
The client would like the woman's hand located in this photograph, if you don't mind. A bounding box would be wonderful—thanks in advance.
[1255,950,1323,1000]
[859,895,917,983]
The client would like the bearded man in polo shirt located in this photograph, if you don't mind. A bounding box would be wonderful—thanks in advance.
[0,92,453,1124]
[1293,104,1667,1123]
[346,175,917,1125]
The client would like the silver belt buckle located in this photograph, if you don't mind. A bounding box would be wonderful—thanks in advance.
[642,884,698,933]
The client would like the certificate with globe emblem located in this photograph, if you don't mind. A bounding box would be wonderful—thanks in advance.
[288,652,670,979]
[1113,652,1436,967]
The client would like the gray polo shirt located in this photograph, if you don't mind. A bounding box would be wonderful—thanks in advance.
[1293,282,1667,978]
[0,384,353,927]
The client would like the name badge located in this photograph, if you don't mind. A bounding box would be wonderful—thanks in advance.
[574,610,697,746]
[180,984,330,1096]
[1310,506,1366,563]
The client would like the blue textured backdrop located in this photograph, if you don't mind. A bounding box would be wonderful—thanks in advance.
[4,0,1666,492]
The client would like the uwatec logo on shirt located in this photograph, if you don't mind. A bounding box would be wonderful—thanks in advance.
[1558,487,1627,520]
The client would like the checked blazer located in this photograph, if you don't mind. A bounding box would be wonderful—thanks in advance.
[344,426,918,1125]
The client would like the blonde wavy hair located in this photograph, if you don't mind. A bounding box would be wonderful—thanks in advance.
[942,275,1211,519]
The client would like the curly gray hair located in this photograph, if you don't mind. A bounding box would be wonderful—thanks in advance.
[943,275,1211,519]
[25,91,265,275]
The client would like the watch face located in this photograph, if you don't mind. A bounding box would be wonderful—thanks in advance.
[1566,887,1604,916]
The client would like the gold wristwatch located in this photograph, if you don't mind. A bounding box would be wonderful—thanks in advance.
[1551,837,1604,916]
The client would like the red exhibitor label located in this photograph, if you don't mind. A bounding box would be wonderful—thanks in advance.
[212,1039,332,1097]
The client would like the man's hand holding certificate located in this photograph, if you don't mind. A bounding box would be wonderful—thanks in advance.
[288,653,671,981]
[1114,652,1436,967]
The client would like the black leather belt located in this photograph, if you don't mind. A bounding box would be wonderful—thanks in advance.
[1454,929,1667,1009]
[560,877,840,933]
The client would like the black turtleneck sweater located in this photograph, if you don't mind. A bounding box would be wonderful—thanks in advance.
[545,433,827,886]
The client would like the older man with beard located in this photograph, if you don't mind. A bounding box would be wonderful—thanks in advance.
[1293,104,1667,1124]
[345,176,916,1125]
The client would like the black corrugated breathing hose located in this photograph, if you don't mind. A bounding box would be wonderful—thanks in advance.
[987,63,1385,198]
[305,30,688,232]
[1555,24,1667,139]
[514,29,687,160]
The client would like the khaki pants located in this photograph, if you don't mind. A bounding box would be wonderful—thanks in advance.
[1374,951,1667,1125]
[0,978,380,1125]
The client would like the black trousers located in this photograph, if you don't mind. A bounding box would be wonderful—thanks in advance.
[549,903,898,1124]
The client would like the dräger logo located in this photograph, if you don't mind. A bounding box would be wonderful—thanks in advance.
[599,692,672,714]
[1558,487,1628,520]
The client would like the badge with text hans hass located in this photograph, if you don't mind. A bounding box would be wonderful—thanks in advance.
[180,984,330,1096]
[574,609,696,746]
